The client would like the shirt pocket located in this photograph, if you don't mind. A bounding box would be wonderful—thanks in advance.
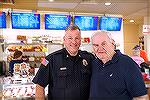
[81,64,91,74]
[55,69,71,88]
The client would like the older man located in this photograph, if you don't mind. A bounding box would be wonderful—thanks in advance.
[90,31,149,100]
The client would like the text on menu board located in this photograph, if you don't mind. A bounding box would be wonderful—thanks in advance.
[11,13,40,29]
[74,16,98,30]
[100,17,122,31]
[45,14,71,30]
[0,12,6,28]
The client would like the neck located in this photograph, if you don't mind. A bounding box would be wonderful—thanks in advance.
[66,49,78,56]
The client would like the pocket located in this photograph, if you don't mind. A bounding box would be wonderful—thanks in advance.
[55,70,70,88]
[81,65,91,74]
[57,70,68,77]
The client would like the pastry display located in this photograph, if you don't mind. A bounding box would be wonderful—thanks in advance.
[6,45,47,52]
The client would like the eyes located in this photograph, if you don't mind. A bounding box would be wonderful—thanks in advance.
[93,41,107,48]
[66,36,81,41]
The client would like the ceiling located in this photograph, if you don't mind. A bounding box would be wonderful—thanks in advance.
[1,0,150,24]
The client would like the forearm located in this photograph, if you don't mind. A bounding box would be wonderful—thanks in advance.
[133,94,149,100]
[35,84,45,100]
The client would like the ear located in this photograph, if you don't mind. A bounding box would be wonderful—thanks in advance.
[63,36,65,41]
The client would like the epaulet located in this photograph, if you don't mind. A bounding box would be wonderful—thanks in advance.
[42,49,64,66]
[50,49,64,56]
[80,50,91,55]
[79,50,95,59]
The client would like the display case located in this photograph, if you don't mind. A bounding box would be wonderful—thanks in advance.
[4,43,47,68]
[0,76,48,100]
[0,76,35,100]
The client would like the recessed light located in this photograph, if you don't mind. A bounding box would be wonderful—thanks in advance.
[130,19,134,23]
[105,2,111,6]
[48,0,54,2]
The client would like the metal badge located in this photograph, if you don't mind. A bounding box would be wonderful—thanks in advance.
[82,59,88,66]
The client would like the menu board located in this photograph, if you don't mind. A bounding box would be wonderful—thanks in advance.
[100,16,122,31]
[45,14,71,30]
[74,16,98,30]
[11,12,40,29]
[0,12,6,28]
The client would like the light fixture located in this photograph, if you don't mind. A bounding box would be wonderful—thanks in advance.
[105,2,111,6]
[130,19,134,23]
[48,0,54,2]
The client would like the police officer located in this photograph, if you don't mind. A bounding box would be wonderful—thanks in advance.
[32,24,94,100]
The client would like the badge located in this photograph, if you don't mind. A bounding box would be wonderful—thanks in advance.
[82,59,88,66]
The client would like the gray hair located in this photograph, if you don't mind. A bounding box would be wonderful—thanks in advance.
[91,30,114,43]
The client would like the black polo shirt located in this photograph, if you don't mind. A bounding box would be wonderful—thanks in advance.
[32,48,94,100]
[90,51,147,100]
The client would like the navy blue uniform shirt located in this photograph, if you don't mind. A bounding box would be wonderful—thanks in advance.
[90,50,147,100]
[32,48,94,100]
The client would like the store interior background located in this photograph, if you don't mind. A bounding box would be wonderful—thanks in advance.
[0,0,150,61]
[0,0,150,99]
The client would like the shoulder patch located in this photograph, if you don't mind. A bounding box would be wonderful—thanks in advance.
[41,58,49,66]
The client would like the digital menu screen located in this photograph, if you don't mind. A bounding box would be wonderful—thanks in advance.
[0,12,6,28]
[100,16,122,31]
[74,16,98,30]
[45,14,71,30]
[11,12,40,29]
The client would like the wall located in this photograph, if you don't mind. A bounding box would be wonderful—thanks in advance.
[0,10,124,61]
[123,24,140,56]
[144,17,150,60]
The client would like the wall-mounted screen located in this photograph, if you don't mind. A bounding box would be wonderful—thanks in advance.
[11,12,40,29]
[0,12,6,28]
[74,16,98,30]
[99,16,122,31]
[45,14,71,30]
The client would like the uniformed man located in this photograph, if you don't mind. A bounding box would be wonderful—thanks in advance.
[32,24,94,100]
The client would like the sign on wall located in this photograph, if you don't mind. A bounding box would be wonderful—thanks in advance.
[143,25,150,34]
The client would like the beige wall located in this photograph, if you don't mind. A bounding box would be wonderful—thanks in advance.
[123,24,141,56]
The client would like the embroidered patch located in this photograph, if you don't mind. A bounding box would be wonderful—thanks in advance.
[41,58,49,66]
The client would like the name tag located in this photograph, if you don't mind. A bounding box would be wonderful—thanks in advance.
[60,67,67,70]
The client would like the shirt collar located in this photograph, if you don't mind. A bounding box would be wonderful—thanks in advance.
[63,48,81,59]
[96,50,120,66]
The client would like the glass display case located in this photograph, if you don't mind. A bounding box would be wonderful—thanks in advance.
[0,75,48,100]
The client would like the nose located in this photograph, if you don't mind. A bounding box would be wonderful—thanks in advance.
[96,45,105,52]
[71,38,78,44]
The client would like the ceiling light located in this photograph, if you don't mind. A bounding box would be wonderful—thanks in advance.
[48,0,54,2]
[105,2,111,6]
[130,19,134,23]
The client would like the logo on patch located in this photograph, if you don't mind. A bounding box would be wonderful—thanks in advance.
[41,58,49,66]
[82,59,88,66]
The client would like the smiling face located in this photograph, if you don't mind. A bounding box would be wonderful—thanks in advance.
[92,31,115,63]
[63,27,81,56]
